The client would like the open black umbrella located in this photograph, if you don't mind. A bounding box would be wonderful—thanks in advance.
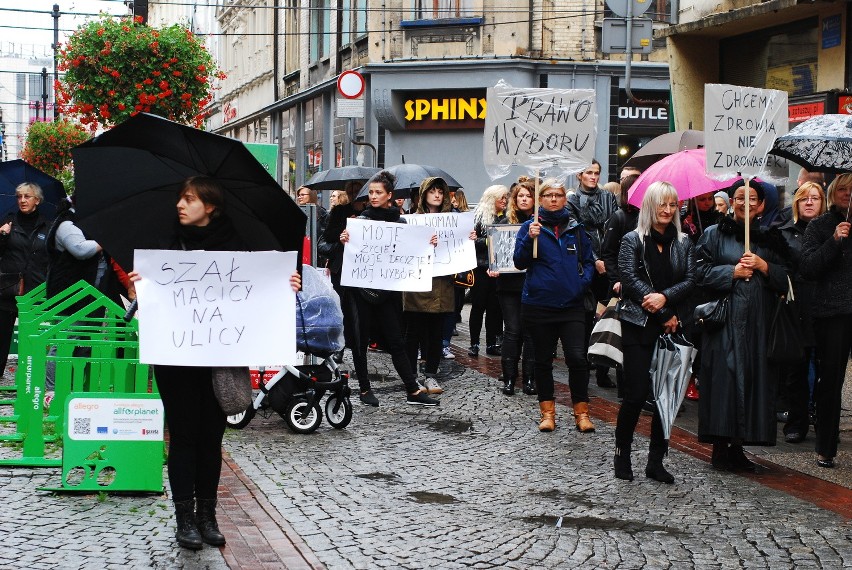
[769,114,852,173]
[72,113,306,269]
[304,165,379,191]
[356,163,462,200]
[0,159,67,220]
[623,130,704,172]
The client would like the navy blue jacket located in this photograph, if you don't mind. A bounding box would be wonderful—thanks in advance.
[513,215,594,309]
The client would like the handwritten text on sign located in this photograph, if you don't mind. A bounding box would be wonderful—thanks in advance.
[483,80,597,180]
[704,84,788,178]
[402,212,476,276]
[340,218,435,292]
[134,250,297,366]
[487,224,525,274]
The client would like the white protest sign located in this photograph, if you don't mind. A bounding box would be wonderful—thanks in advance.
[402,212,476,276]
[340,218,435,291]
[704,84,788,179]
[134,250,297,366]
[483,80,597,180]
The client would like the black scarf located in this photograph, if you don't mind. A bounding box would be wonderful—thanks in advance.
[644,224,676,290]
[176,214,244,251]
[537,206,573,229]
[15,209,41,235]
[717,215,789,258]
[360,206,402,223]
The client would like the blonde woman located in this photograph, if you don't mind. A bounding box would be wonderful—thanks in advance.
[615,181,696,483]
[468,185,508,356]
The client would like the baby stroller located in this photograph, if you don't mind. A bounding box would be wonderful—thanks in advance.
[225,266,352,434]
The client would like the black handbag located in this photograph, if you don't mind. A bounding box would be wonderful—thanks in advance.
[693,296,729,332]
[453,270,475,288]
[768,277,805,364]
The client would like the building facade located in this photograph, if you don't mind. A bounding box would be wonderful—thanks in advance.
[210,1,673,201]
[0,55,56,161]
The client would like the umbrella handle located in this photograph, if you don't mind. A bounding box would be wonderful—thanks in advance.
[123,299,138,322]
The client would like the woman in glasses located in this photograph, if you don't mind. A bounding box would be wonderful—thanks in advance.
[800,174,852,469]
[613,181,696,483]
[695,180,789,472]
[514,179,595,433]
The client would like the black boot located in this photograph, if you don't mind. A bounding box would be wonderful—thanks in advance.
[174,499,203,550]
[645,440,675,484]
[522,360,537,395]
[711,442,730,470]
[501,359,518,395]
[196,498,227,546]
[728,444,757,473]
[614,446,634,481]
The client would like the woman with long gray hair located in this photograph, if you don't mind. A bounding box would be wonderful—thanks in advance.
[614,181,696,483]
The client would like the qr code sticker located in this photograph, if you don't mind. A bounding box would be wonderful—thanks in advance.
[73,417,91,435]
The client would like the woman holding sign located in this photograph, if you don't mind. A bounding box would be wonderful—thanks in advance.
[128,177,302,551]
[695,180,788,471]
[339,170,440,407]
[514,179,595,433]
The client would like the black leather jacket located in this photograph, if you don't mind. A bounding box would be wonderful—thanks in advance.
[617,230,696,327]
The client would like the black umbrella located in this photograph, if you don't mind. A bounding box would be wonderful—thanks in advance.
[72,113,306,269]
[0,159,67,220]
[304,165,380,190]
[623,130,704,172]
[356,163,462,200]
[769,114,852,173]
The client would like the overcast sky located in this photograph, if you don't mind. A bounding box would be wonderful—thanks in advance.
[0,0,130,54]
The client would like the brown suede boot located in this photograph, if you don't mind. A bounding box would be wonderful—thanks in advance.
[573,402,595,433]
[538,400,556,432]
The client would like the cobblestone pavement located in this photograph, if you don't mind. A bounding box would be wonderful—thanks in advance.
[224,350,852,569]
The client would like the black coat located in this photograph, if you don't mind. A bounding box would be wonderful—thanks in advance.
[0,210,50,310]
[319,203,358,274]
[799,207,852,319]
[601,208,638,289]
[778,217,816,346]
[695,217,789,445]
[617,230,696,328]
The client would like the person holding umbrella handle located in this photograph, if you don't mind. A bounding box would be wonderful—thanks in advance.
[127,176,301,551]
[614,181,696,483]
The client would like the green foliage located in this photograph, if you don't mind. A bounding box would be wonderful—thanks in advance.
[57,15,224,130]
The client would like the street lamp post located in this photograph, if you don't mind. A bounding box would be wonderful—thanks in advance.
[52,4,60,120]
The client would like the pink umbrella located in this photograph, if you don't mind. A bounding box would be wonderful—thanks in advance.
[627,148,733,207]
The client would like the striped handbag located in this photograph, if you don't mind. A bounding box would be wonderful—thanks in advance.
[587,297,623,369]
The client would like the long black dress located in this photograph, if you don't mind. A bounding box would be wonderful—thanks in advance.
[695,217,789,445]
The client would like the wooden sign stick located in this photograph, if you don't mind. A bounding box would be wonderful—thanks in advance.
[533,170,540,258]
[744,177,751,254]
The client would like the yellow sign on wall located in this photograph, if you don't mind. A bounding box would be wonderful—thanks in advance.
[402,89,487,130]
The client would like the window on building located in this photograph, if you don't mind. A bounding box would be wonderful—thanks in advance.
[285,0,299,73]
[342,0,368,44]
[310,0,331,62]
[413,0,473,20]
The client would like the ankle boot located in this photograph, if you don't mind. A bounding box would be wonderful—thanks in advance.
[501,359,518,395]
[538,400,556,432]
[522,360,537,395]
[174,499,203,550]
[573,402,595,433]
[728,444,757,473]
[614,446,634,481]
[711,442,730,470]
[645,439,675,484]
[196,498,227,546]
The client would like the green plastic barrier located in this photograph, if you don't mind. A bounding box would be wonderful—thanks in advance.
[0,281,156,468]
[39,392,165,493]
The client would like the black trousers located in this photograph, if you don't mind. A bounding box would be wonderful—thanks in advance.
[615,321,666,450]
[155,365,226,503]
[469,267,502,347]
[404,311,446,375]
[0,308,16,374]
[351,291,419,394]
[813,315,852,459]
[522,304,587,404]
[498,291,534,375]
[782,347,814,437]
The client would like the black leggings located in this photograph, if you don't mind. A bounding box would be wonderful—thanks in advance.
[522,305,588,404]
[498,291,534,372]
[615,321,666,449]
[155,365,226,503]
[404,311,445,375]
[469,267,502,347]
[814,315,852,459]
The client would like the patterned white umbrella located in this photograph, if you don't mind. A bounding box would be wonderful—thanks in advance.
[770,114,852,173]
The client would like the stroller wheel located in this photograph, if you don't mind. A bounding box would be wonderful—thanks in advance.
[325,395,353,429]
[226,406,256,430]
[284,399,322,434]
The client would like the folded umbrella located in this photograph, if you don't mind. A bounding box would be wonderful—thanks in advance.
[651,333,697,440]
[623,130,704,172]
[769,114,852,173]
[0,159,67,220]
[72,113,306,269]
[356,163,462,200]
[627,148,733,208]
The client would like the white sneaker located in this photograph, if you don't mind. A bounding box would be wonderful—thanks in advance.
[44,391,55,410]
[423,377,444,395]
[442,346,455,360]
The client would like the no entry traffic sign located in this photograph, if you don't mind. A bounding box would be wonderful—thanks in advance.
[337,70,365,99]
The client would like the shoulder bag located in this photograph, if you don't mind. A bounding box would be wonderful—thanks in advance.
[767,276,805,364]
[212,367,253,415]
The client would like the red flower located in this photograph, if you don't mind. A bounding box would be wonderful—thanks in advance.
[143,78,153,85]
[172,71,182,77]
[159,80,169,90]
[197,64,206,72]
[97,28,105,37]
[152,71,161,77]
[118,103,126,110]
[134,15,143,23]
[111,70,120,78]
